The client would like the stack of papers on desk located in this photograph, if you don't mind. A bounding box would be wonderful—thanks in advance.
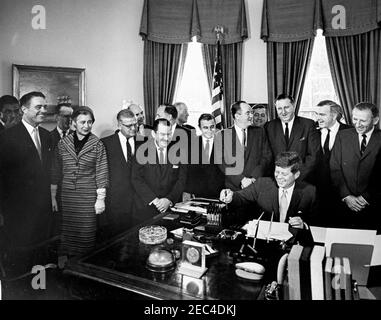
[242,220,293,241]
[172,201,208,214]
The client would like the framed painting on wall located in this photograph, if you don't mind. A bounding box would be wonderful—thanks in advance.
[12,64,86,123]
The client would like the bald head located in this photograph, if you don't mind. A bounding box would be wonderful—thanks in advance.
[128,104,145,126]
[174,102,189,125]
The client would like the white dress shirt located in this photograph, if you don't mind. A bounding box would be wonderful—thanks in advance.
[281,116,295,137]
[358,127,375,149]
[278,183,295,222]
[320,120,340,150]
[118,131,135,162]
[22,119,41,152]
[234,124,247,146]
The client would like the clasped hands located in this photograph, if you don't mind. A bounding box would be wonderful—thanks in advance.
[151,197,172,213]
[240,177,256,189]
[343,195,369,212]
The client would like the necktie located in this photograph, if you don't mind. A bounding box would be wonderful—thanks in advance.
[203,139,210,164]
[126,139,132,161]
[279,189,288,223]
[284,123,289,147]
[159,148,165,164]
[62,130,66,138]
[360,134,367,155]
[323,129,330,154]
[242,129,247,148]
[33,127,42,160]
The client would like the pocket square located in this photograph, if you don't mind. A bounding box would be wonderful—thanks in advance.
[172,165,179,169]
[299,137,306,141]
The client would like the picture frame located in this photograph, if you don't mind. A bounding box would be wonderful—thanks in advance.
[12,64,86,123]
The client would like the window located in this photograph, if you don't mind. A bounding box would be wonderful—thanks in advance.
[299,30,338,121]
[175,40,211,133]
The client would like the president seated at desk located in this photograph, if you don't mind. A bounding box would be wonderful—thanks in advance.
[220,151,317,243]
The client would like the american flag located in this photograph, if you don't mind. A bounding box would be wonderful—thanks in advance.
[211,40,224,129]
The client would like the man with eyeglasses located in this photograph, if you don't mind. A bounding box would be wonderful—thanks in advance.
[0,95,21,132]
[101,109,138,237]
[50,103,74,149]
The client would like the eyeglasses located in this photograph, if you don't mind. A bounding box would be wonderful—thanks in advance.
[121,123,137,129]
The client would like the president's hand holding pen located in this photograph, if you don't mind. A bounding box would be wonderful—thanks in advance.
[220,189,234,204]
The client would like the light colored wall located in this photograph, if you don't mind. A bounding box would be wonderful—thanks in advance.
[0,0,144,137]
[0,0,267,137]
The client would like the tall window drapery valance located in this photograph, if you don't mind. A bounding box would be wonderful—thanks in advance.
[261,0,381,42]
[139,0,248,44]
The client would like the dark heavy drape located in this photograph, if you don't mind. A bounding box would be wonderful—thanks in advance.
[266,39,315,119]
[325,29,381,124]
[143,41,188,125]
[202,43,242,128]
[140,0,248,44]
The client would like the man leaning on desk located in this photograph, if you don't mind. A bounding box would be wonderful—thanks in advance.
[220,151,318,234]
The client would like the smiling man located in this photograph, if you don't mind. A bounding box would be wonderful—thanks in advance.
[265,94,322,184]
[0,91,52,277]
[132,118,187,225]
[314,100,352,227]
[220,152,317,232]
[330,102,381,230]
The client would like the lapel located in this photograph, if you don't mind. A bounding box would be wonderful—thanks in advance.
[62,133,77,160]
[112,132,129,167]
[270,183,280,220]
[39,128,51,165]
[287,183,303,219]
[347,129,362,160]
[275,119,287,148]
[288,117,301,148]
[78,133,98,159]
[361,129,380,161]
[18,122,42,162]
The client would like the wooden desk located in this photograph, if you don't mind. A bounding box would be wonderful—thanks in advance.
[64,213,273,300]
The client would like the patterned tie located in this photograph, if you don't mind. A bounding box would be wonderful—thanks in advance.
[323,129,331,155]
[279,189,288,223]
[203,139,210,164]
[159,148,165,164]
[360,134,367,155]
[284,123,289,147]
[126,139,132,161]
[33,127,42,160]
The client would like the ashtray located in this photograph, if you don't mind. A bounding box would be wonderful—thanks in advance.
[139,225,167,245]
[146,248,176,273]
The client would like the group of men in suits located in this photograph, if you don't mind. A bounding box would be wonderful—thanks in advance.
[219,95,381,233]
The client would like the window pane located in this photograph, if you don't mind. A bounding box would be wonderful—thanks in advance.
[175,41,211,133]
[299,30,340,122]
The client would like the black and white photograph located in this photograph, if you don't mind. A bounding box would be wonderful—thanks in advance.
[0,0,380,307]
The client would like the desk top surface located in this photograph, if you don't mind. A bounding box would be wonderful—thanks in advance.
[64,213,279,300]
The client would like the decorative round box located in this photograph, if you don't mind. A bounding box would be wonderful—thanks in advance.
[146,247,176,273]
[139,225,167,245]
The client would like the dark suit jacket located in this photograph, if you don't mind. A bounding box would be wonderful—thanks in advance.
[185,136,224,198]
[0,122,4,132]
[330,127,381,202]
[50,127,61,150]
[218,125,272,191]
[131,138,187,223]
[101,132,135,230]
[265,117,322,183]
[232,178,317,226]
[317,123,352,189]
[0,122,52,249]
